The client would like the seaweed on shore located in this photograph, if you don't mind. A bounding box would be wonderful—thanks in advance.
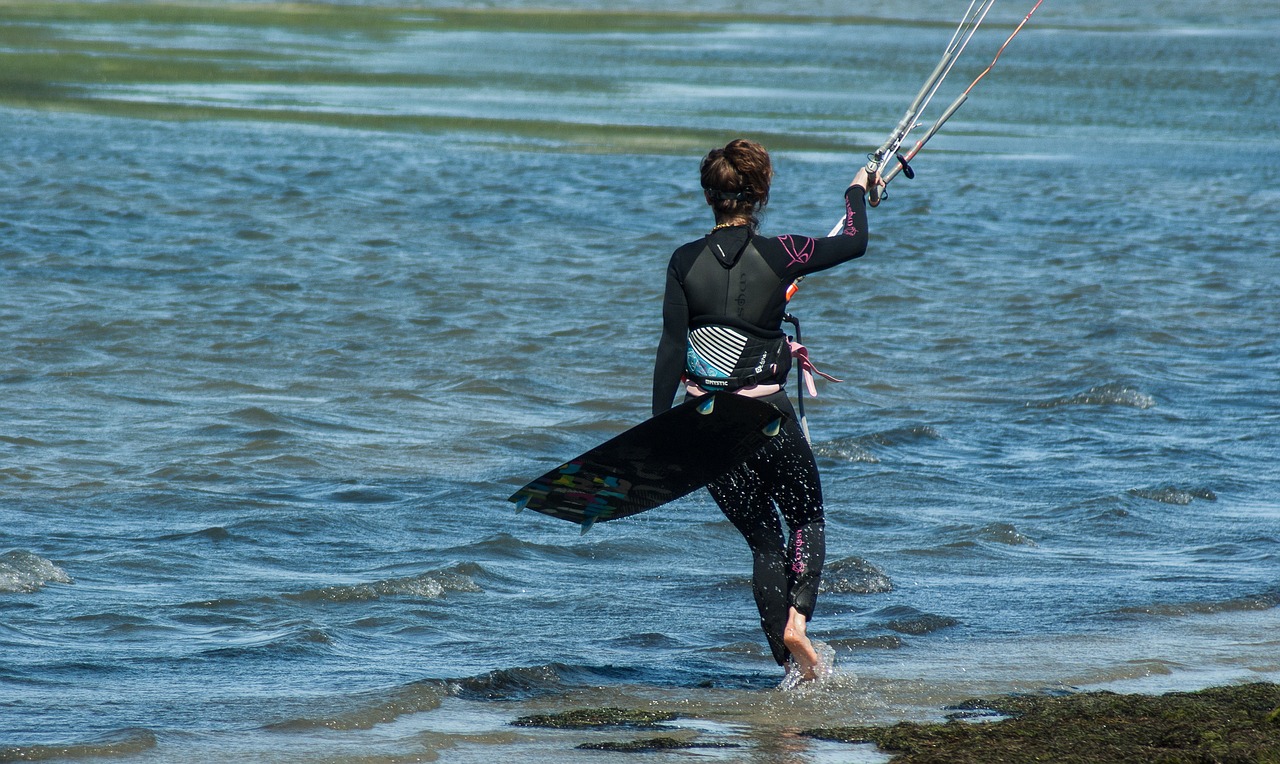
[510,707,678,730]
[803,682,1280,763]
[576,736,740,752]
[513,708,744,752]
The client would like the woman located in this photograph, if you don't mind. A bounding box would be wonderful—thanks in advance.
[652,138,871,683]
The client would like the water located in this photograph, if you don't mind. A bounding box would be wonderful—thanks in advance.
[2,1,1278,761]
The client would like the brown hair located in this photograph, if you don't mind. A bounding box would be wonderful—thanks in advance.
[700,139,773,230]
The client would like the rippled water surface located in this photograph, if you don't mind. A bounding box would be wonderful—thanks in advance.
[2,1,1278,761]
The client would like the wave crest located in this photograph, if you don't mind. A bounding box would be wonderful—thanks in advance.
[976,523,1038,547]
[0,550,73,593]
[285,562,484,604]
[1028,382,1155,409]
[814,425,942,463]
[0,728,156,761]
[264,680,449,732]
[819,556,893,594]
[1128,486,1217,505]
[870,606,960,636]
[1116,591,1280,618]
[265,663,593,732]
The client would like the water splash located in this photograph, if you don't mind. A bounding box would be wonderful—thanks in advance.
[779,640,839,692]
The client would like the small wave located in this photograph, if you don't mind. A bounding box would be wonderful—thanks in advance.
[252,455,323,470]
[284,562,484,604]
[976,523,1038,547]
[1189,541,1273,561]
[0,550,73,593]
[606,632,685,650]
[814,425,941,463]
[1128,486,1217,505]
[1028,382,1155,409]
[704,641,771,658]
[228,406,290,426]
[0,435,45,447]
[158,526,234,543]
[452,663,586,702]
[811,439,878,463]
[202,626,335,659]
[244,428,291,441]
[871,606,960,636]
[457,532,582,562]
[826,635,904,651]
[819,556,893,594]
[233,228,274,242]
[111,394,180,407]
[265,679,449,732]
[0,728,156,761]
[1115,591,1280,618]
[266,664,616,730]
[328,487,401,504]
[885,614,960,635]
[862,425,943,446]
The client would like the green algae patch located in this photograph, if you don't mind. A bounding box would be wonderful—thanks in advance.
[577,736,740,752]
[511,707,679,730]
[804,682,1280,763]
[0,0,880,153]
[0,2,924,35]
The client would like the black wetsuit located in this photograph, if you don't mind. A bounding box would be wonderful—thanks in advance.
[652,185,868,666]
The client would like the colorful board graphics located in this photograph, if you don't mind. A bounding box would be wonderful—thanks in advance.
[508,394,784,532]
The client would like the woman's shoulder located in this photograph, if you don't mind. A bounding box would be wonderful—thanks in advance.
[749,232,816,258]
[668,235,708,265]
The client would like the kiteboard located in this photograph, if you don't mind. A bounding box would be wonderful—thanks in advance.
[508,394,785,533]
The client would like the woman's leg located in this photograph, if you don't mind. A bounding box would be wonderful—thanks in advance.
[706,392,828,674]
[708,463,792,666]
[757,395,828,678]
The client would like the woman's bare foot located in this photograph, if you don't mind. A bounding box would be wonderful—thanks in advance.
[782,607,820,681]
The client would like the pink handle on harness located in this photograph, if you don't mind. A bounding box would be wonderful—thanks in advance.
[789,340,842,398]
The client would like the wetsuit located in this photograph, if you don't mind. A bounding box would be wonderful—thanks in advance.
[652,184,868,666]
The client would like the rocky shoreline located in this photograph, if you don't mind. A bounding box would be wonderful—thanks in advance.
[805,682,1280,763]
[513,683,1280,761]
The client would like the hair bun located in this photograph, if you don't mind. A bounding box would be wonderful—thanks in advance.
[699,139,773,226]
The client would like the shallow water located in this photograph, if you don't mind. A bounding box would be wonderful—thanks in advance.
[2,1,1279,761]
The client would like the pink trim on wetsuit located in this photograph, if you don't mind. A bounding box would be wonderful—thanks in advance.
[778,235,815,268]
[792,528,807,575]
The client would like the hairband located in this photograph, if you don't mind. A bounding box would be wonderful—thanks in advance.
[704,188,751,203]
